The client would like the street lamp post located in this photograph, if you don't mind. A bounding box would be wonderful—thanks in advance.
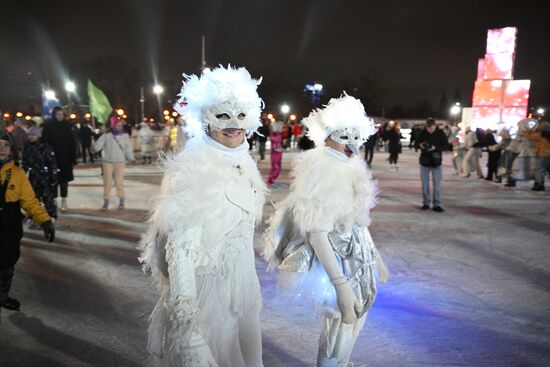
[140,86,145,122]
[450,102,461,124]
[153,85,164,124]
[65,81,76,114]
[281,104,290,123]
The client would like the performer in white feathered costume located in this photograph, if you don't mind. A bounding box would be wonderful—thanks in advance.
[140,66,267,366]
[264,94,389,367]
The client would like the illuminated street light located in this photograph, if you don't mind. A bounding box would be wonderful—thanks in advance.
[44,89,56,100]
[3,113,10,119]
[65,81,76,114]
[267,113,274,120]
[163,110,170,116]
[65,81,76,92]
[313,83,323,91]
[450,105,461,116]
[69,113,77,120]
[122,114,128,119]
[116,108,125,116]
[153,85,164,94]
[16,112,23,118]
[25,115,32,121]
[172,111,178,117]
[84,113,91,119]
[536,107,545,115]
[290,114,297,121]
[280,104,290,114]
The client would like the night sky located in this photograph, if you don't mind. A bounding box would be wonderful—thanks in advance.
[1,0,549,111]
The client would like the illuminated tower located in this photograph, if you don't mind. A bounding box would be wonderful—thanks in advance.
[471,27,530,133]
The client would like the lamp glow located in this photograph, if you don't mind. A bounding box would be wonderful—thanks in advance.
[153,85,164,94]
[281,105,290,114]
[44,90,56,100]
[65,81,76,92]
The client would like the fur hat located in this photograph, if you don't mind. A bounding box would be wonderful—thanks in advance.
[302,93,376,147]
[173,65,264,136]
[28,126,42,137]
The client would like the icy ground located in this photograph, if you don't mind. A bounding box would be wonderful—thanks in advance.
[1,148,549,366]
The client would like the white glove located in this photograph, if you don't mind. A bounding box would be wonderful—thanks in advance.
[183,332,219,367]
[309,231,362,324]
[376,249,389,285]
[334,281,363,324]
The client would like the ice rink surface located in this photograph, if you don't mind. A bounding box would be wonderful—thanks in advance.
[1,148,549,366]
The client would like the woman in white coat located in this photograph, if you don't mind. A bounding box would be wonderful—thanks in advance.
[140,66,267,366]
[93,117,135,210]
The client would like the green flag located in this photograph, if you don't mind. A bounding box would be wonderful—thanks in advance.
[87,79,112,124]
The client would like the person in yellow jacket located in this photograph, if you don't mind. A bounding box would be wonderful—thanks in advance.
[0,129,55,311]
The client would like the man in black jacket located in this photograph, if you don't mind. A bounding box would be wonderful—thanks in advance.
[256,116,270,160]
[41,106,77,212]
[79,122,95,163]
[415,118,448,212]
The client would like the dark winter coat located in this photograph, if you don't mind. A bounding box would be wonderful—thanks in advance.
[22,140,59,195]
[42,119,77,183]
[385,129,403,154]
[256,124,270,143]
[415,128,448,167]
[78,125,94,146]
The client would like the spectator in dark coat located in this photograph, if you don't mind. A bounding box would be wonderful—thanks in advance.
[484,129,500,181]
[79,122,95,163]
[41,106,76,212]
[384,121,403,169]
[363,133,378,167]
[415,118,448,212]
[256,117,270,160]
[22,126,59,218]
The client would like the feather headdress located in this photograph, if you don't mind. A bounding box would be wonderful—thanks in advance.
[174,65,264,136]
[303,93,376,147]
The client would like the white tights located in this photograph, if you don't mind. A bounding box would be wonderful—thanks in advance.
[317,312,367,367]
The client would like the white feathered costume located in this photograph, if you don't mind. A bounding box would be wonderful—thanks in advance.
[140,66,267,367]
[264,95,388,367]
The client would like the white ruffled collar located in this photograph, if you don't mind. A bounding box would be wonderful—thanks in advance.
[203,134,250,166]
[325,147,353,163]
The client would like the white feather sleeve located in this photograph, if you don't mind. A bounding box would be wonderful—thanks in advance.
[165,237,201,325]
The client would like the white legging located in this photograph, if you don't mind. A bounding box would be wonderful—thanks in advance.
[317,312,367,367]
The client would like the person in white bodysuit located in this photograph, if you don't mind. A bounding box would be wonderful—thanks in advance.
[140,66,267,367]
[264,94,389,367]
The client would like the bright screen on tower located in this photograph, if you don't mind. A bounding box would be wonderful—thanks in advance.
[477,59,485,80]
[473,80,503,106]
[501,107,528,130]
[486,27,517,54]
[503,80,531,107]
[472,106,500,131]
[483,53,514,80]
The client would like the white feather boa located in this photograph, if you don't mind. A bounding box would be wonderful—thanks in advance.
[263,147,377,267]
[139,135,267,289]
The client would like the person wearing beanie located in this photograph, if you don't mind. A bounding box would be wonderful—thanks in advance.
[92,116,135,210]
[267,120,284,187]
[0,129,55,311]
[42,106,77,211]
[22,126,59,218]
[264,94,388,367]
